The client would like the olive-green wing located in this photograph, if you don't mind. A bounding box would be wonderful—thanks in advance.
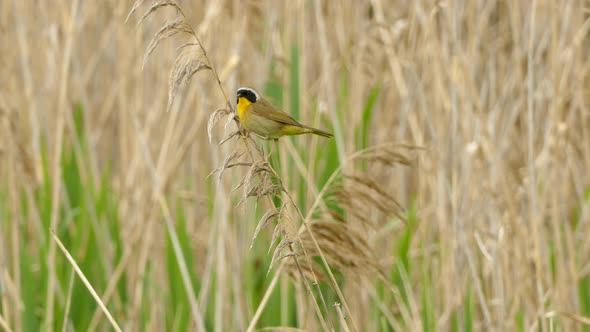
[250,99,303,127]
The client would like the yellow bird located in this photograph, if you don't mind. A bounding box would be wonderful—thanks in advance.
[236,87,333,140]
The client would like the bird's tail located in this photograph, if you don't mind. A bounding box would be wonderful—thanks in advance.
[306,127,333,138]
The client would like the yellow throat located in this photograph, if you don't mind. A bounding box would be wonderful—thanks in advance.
[237,96,251,121]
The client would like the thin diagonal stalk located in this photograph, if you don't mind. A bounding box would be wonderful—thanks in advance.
[51,230,122,332]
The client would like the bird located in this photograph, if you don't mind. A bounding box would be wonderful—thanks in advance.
[236,87,333,140]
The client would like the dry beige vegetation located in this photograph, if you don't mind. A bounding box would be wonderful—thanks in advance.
[1,0,590,331]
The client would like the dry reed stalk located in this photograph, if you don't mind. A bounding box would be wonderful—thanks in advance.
[45,0,80,329]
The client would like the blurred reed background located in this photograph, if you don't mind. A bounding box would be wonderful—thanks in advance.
[1,0,589,331]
